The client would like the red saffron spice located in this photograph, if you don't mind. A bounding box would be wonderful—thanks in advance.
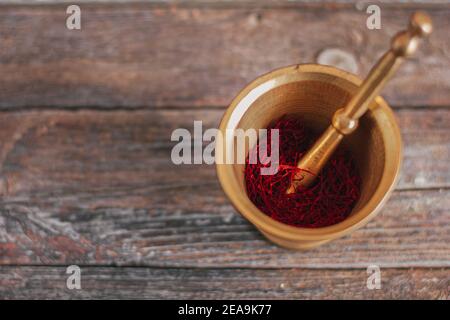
[245,117,361,228]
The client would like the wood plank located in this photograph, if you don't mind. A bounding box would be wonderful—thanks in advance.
[0,108,448,193]
[0,108,449,267]
[0,266,447,299]
[1,184,449,267]
[1,1,449,7]
[398,108,450,189]
[0,5,449,109]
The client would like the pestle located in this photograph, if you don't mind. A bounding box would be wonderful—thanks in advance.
[286,11,433,194]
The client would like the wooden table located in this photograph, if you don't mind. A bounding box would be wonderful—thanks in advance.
[0,1,448,299]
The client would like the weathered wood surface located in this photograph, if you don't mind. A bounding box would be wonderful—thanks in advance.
[0,266,447,299]
[0,1,449,299]
[2,186,449,268]
[1,1,449,7]
[0,108,448,268]
[0,108,448,192]
[0,5,449,109]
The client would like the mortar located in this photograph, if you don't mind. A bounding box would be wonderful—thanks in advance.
[216,64,402,249]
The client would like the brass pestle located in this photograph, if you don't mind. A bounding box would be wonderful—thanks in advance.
[286,11,433,194]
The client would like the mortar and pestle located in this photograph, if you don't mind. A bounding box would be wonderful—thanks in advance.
[216,12,433,249]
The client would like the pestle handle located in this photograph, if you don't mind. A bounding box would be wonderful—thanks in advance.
[286,12,432,194]
[342,11,432,120]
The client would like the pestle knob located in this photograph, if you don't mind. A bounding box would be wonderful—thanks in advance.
[286,11,432,194]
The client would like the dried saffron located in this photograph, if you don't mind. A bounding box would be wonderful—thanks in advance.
[245,117,361,228]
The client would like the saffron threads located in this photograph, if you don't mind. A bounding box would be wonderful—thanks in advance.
[245,117,361,228]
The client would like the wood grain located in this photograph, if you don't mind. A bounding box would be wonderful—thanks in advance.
[0,266,447,299]
[1,1,449,7]
[0,0,448,300]
[1,183,449,267]
[0,108,448,267]
[0,108,448,193]
[0,5,449,109]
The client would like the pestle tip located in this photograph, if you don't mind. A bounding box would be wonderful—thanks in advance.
[410,11,433,37]
[391,12,433,57]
